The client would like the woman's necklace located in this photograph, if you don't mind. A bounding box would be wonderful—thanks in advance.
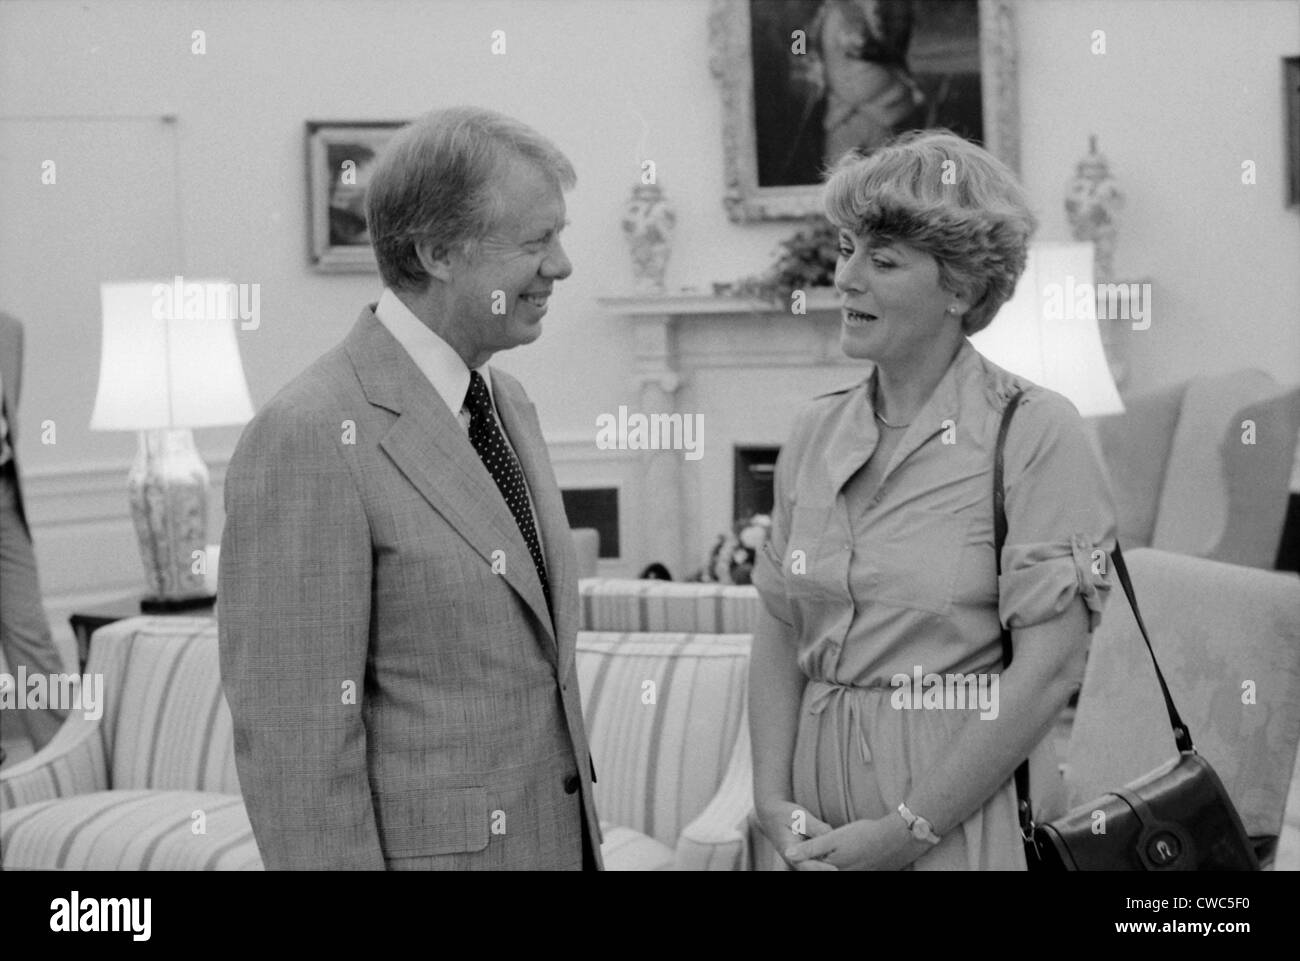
[872,383,912,429]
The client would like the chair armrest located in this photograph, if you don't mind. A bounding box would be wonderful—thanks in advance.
[674,712,754,871]
[0,714,107,811]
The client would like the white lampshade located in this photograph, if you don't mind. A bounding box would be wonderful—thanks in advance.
[91,279,255,430]
[971,242,1124,417]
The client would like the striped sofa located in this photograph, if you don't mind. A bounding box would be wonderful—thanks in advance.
[578,579,781,868]
[579,578,761,634]
[0,617,259,870]
[578,631,754,870]
[1,617,757,871]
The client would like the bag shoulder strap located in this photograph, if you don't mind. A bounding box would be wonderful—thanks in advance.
[993,391,1034,839]
[993,392,1020,571]
[1107,544,1194,752]
[993,393,1197,837]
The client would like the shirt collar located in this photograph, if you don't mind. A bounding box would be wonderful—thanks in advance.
[373,287,492,416]
[824,339,980,494]
[910,337,976,427]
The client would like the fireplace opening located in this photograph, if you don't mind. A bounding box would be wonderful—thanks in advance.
[561,487,620,558]
[733,446,781,521]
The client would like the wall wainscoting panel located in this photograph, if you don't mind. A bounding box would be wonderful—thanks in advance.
[24,456,230,664]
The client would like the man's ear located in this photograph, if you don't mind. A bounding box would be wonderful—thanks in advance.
[415,239,453,283]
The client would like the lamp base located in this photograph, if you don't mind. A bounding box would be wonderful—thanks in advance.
[140,594,216,614]
[128,428,212,600]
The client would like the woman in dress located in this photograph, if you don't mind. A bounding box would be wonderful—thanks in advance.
[749,130,1117,870]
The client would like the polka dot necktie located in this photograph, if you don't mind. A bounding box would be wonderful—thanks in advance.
[464,370,552,617]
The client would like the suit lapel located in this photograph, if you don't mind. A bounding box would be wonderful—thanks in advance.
[344,310,557,654]
[492,372,577,667]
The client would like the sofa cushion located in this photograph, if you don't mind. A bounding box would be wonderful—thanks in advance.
[571,527,600,578]
[673,713,754,871]
[1094,380,1186,548]
[95,619,240,795]
[1152,369,1279,556]
[1065,549,1300,840]
[1216,386,1300,569]
[577,632,750,850]
[578,579,759,634]
[0,789,261,870]
[599,821,675,870]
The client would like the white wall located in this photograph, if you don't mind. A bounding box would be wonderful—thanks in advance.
[1018,0,1300,394]
[2,0,1297,618]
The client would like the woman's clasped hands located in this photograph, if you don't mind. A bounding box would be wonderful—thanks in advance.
[759,801,924,871]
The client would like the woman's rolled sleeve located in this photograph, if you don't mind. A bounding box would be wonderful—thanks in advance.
[997,392,1118,632]
[1000,535,1112,630]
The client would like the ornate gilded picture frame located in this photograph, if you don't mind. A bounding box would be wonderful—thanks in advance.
[709,0,1020,223]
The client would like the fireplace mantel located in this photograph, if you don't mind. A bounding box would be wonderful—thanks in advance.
[597,288,841,317]
[594,289,865,577]
[597,288,857,388]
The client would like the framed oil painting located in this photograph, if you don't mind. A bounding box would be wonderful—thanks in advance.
[306,120,405,272]
[710,0,1019,222]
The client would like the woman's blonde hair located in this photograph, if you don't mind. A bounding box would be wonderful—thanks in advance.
[823,129,1036,335]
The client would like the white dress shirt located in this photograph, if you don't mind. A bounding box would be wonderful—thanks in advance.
[373,288,545,550]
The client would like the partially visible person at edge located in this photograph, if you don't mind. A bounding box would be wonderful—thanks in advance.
[749,129,1117,870]
[1,312,68,761]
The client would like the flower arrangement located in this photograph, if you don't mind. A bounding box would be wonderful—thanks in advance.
[712,217,840,305]
[690,513,773,585]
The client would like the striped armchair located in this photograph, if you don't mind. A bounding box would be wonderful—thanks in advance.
[579,578,761,634]
[0,617,261,870]
[1,618,758,871]
[577,631,755,870]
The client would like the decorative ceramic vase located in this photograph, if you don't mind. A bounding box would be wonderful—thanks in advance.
[127,428,211,602]
[621,182,676,293]
[1065,135,1124,282]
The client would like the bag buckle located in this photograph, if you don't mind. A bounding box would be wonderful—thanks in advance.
[1018,799,1036,843]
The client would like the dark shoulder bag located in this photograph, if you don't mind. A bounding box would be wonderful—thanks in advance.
[994,392,1258,871]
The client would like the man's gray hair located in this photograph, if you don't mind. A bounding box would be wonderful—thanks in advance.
[366,106,576,291]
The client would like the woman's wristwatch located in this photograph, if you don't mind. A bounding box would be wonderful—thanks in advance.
[897,801,942,845]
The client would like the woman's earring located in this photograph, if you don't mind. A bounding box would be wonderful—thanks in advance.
[946,305,960,315]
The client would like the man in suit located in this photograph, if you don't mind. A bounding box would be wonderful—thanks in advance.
[0,312,68,754]
[219,107,602,870]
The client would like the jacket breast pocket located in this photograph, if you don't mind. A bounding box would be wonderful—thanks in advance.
[373,786,489,858]
[869,509,971,616]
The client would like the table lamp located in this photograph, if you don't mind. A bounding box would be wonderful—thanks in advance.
[90,279,254,611]
[971,241,1125,419]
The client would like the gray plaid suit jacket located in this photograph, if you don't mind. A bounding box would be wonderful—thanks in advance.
[218,307,603,870]
[0,313,29,532]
